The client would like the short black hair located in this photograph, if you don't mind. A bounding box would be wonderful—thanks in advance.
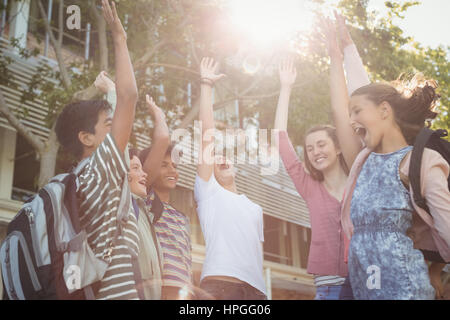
[55,100,112,159]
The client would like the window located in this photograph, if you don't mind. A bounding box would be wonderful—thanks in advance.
[263,215,311,268]
[12,134,39,201]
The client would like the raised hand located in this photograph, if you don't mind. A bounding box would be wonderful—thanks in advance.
[279,58,297,89]
[200,57,226,84]
[320,16,341,59]
[94,71,115,93]
[146,94,165,122]
[334,10,354,49]
[102,0,127,40]
[142,94,170,187]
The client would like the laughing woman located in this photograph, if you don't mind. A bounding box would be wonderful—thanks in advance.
[325,15,450,299]
[274,59,350,300]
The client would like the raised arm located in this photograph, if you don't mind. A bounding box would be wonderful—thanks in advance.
[102,0,138,153]
[324,17,362,169]
[274,59,313,199]
[197,57,225,181]
[334,11,370,95]
[94,70,131,167]
[142,95,170,187]
[274,59,297,131]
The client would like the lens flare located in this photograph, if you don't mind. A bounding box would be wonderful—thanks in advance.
[243,54,261,74]
[228,0,314,47]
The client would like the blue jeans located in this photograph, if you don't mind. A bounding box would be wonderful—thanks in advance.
[314,285,343,300]
[338,277,354,300]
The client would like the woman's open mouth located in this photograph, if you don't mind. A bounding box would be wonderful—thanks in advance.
[354,126,367,140]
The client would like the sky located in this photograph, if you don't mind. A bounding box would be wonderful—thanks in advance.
[367,0,450,48]
[226,0,450,50]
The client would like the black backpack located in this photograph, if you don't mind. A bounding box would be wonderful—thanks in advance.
[408,127,450,263]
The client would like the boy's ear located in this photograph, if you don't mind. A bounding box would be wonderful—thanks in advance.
[78,131,95,149]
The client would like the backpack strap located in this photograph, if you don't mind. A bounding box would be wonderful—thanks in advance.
[409,128,434,214]
[409,128,449,215]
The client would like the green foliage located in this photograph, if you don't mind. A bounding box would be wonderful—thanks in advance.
[1,0,449,151]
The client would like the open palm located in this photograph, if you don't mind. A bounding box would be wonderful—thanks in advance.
[200,57,226,83]
[102,0,127,40]
[146,94,165,121]
[279,59,297,88]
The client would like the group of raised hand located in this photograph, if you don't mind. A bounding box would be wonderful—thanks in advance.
[95,1,356,150]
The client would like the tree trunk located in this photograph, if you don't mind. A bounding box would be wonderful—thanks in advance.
[91,2,109,71]
[37,131,59,188]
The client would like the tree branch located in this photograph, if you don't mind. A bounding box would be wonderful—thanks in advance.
[134,40,168,70]
[0,88,45,152]
[177,82,309,129]
[57,0,64,47]
[37,0,72,90]
[90,0,108,71]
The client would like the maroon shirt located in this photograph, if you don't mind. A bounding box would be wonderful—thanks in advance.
[279,131,348,277]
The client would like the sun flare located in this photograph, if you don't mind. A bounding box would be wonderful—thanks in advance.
[227,0,314,47]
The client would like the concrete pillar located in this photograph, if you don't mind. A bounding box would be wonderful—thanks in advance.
[0,127,16,200]
[9,0,31,50]
[279,220,288,263]
[265,267,272,300]
[289,223,302,268]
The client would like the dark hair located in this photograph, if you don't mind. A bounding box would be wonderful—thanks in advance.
[55,100,111,159]
[303,125,349,181]
[351,74,439,145]
[129,148,140,163]
[138,144,178,166]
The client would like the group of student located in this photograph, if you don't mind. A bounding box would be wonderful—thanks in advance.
[53,1,449,300]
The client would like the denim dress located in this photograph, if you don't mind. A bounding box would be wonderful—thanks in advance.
[348,146,435,300]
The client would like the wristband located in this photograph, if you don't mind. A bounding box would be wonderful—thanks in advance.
[200,78,214,88]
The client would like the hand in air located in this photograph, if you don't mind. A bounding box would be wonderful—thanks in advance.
[102,0,127,40]
[319,16,341,59]
[94,71,115,93]
[279,58,297,89]
[146,94,165,122]
[334,10,354,49]
[200,57,226,84]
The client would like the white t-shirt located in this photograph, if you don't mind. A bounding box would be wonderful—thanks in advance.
[194,174,266,295]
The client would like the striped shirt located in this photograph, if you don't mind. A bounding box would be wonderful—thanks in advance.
[149,192,192,291]
[77,134,140,300]
[314,275,346,287]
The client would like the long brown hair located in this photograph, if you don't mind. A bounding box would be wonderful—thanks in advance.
[303,125,349,181]
[351,74,439,145]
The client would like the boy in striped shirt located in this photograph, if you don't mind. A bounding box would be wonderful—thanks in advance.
[54,0,140,300]
[140,146,194,299]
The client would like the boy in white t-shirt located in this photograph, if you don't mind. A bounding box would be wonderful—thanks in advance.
[194,57,267,300]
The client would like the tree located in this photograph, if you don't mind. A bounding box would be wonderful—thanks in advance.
[0,0,448,192]
[0,0,108,188]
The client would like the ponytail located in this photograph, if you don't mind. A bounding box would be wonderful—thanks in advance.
[352,73,440,144]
